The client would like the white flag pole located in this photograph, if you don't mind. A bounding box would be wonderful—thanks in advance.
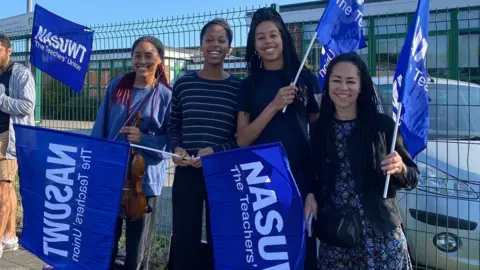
[130,143,181,158]
[282,31,318,113]
[383,102,403,199]
[130,143,199,160]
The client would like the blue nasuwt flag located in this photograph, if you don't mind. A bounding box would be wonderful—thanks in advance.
[14,124,130,270]
[316,0,367,93]
[391,0,430,158]
[30,4,93,93]
[201,142,305,270]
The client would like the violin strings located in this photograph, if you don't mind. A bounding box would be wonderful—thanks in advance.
[113,89,153,141]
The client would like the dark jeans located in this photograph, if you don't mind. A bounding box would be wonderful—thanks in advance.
[168,166,214,270]
[111,196,159,270]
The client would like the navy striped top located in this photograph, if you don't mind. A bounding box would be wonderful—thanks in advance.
[167,72,241,155]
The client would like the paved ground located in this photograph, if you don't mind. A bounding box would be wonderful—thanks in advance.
[0,249,147,270]
[0,249,45,270]
[0,187,173,270]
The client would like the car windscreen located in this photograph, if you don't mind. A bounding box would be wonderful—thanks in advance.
[377,83,480,139]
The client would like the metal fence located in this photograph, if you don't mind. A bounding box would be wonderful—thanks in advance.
[3,2,480,269]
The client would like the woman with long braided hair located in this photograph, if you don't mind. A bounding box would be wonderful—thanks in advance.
[42,36,172,270]
[92,36,171,270]
[236,7,320,268]
[307,52,418,269]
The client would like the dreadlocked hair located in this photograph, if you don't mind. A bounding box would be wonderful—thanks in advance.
[111,36,171,106]
[316,52,382,180]
[244,7,309,112]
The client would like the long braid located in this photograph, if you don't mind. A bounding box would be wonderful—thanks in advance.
[110,72,135,107]
[155,63,171,91]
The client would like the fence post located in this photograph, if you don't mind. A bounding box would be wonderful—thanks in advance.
[34,68,42,126]
[271,3,280,12]
[368,18,376,76]
[448,9,459,80]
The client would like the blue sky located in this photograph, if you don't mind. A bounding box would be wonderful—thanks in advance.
[2,0,311,51]
[2,0,305,26]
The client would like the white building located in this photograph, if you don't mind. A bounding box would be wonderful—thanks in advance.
[274,0,479,83]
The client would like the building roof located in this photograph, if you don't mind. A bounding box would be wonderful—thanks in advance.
[247,0,476,24]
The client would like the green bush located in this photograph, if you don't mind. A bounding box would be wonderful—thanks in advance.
[49,96,101,121]
[41,77,102,121]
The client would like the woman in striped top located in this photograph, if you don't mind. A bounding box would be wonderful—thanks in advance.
[167,18,241,270]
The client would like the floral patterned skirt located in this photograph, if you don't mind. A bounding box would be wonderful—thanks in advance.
[317,219,412,270]
[318,119,413,269]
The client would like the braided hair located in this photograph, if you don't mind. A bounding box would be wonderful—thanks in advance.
[111,36,171,106]
[244,7,309,112]
[316,52,382,186]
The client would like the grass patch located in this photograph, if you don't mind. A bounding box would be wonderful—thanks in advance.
[117,232,170,268]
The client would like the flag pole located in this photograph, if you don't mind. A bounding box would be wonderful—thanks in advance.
[130,143,180,158]
[383,102,403,199]
[130,143,198,160]
[282,31,318,113]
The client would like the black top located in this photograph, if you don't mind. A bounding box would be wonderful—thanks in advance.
[0,62,14,133]
[238,68,320,198]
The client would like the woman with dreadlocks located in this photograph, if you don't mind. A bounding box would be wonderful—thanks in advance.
[236,7,320,268]
[306,52,418,269]
[92,36,171,270]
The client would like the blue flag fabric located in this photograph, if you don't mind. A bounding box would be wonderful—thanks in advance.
[391,0,430,158]
[201,142,305,270]
[316,0,367,92]
[14,124,130,270]
[30,4,93,93]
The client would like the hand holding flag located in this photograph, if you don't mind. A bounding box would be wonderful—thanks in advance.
[282,0,367,113]
[383,0,430,198]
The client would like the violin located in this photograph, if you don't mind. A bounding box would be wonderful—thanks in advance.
[121,111,147,221]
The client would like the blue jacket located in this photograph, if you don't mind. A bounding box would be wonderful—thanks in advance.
[91,76,172,196]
